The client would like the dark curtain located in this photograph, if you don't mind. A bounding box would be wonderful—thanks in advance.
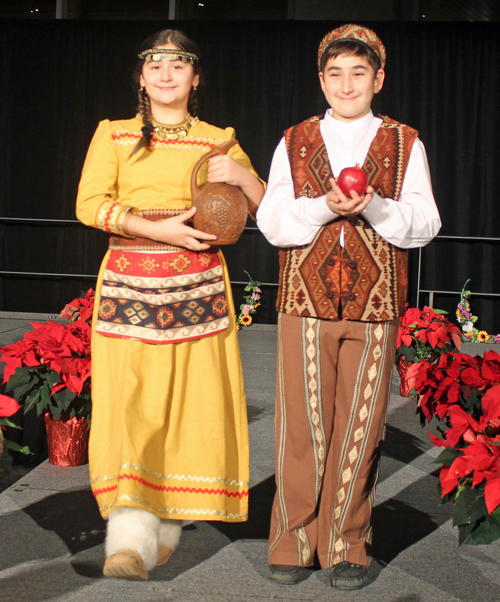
[1,20,500,330]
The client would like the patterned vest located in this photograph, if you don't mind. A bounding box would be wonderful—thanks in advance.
[277,115,418,322]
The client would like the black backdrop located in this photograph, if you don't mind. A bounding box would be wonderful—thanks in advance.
[1,19,500,330]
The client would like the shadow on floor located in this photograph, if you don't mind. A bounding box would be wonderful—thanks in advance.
[13,468,451,583]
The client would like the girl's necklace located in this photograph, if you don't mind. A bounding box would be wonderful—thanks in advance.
[151,114,199,141]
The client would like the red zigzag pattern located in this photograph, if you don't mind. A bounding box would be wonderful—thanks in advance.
[93,473,249,499]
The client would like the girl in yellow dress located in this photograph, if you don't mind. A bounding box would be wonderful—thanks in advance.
[76,29,264,580]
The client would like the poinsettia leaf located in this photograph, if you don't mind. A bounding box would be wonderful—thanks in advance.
[46,370,62,385]
[434,447,463,467]
[39,382,52,413]
[463,389,483,418]
[23,388,41,414]
[5,367,35,393]
[461,514,500,546]
[50,405,63,421]
[453,486,487,526]
[458,521,476,545]
[0,417,21,430]
[0,450,13,473]
[439,488,456,505]
[52,387,77,411]
[2,440,30,454]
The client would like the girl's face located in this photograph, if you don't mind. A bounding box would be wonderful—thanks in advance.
[139,43,199,116]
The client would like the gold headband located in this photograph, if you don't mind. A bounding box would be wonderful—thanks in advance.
[139,47,199,65]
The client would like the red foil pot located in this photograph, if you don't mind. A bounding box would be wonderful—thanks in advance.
[396,357,421,398]
[44,413,90,466]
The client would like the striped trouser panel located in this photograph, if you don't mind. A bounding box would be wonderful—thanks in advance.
[268,313,399,568]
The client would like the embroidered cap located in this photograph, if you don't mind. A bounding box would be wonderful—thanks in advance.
[318,24,386,71]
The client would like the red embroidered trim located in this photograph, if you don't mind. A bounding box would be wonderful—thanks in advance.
[102,202,122,234]
[92,474,249,499]
[151,137,216,148]
[111,131,218,150]
[111,132,141,141]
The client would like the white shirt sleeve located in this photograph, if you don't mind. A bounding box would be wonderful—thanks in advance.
[256,138,338,247]
[361,138,441,248]
[257,136,441,249]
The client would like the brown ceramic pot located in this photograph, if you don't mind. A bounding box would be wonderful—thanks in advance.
[190,139,248,245]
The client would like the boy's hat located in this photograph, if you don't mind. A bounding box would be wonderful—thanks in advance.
[318,24,386,70]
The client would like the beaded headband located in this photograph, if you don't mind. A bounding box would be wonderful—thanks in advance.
[138,47,199,65]
[318,24,386,71]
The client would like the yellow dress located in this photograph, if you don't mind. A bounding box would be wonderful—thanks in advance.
[76,117,257,521]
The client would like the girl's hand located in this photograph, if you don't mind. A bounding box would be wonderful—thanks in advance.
[207,154,265,216]
[207,155,253,188]
[325,178,374,217]
[124,207,217,251]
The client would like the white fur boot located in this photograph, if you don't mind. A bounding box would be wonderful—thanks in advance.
[104,506,160,579]
[157,519,183,565]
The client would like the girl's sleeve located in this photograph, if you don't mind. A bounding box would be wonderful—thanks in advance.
[225,127,266,188]
[75,120,141,237]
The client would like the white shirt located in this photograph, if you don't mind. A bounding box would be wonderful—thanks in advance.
[257,110,441,248]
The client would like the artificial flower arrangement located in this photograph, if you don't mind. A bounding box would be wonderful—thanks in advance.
[397,305,462,364]
[457,280,500,344]
[0,289,94,423]
[235,271,262,330]
[411,350,500,545]
[0,395,30,474]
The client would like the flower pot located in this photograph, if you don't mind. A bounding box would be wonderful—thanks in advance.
[44,413,89,466]
[396,357,421,397]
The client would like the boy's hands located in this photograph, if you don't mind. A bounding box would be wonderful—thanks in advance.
[326,177,374,216]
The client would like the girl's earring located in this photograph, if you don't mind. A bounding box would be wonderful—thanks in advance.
[193,86,197,91]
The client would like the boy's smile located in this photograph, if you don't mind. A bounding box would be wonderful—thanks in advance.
[319,54,385,122]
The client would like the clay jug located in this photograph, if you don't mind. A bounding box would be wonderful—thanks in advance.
[190,139,248,245]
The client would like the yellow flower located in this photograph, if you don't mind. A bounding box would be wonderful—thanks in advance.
[478,331,490,342]
[456,309,461,319]
[236,323,240,331]
[240,315,252,326]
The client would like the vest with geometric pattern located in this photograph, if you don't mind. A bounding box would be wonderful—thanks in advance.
[277,115,418,322]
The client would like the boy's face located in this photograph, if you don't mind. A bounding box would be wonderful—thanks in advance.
[319,53,385,122]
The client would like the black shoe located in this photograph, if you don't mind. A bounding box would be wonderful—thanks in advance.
[269,564,312,585]
[330,561,368,590]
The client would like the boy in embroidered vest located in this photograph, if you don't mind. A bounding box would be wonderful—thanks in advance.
[257,24,441,589]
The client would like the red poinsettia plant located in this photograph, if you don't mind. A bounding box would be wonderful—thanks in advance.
[0,395,30,473]
[0,289,95,423]
[397,306,462,364]
[411,350,500,545]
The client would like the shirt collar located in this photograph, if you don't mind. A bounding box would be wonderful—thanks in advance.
[323,109,375,133]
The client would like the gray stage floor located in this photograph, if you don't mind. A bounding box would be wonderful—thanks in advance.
[0,319,499,602]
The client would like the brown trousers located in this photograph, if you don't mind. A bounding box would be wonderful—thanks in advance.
[269,313,399,568]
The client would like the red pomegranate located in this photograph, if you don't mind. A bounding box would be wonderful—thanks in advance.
[337,164,368,197]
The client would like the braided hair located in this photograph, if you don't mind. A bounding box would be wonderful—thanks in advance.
[130,29,203,158]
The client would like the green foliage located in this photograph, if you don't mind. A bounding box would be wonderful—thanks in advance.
[434,446,463,467]
[5,365,90,421]
[447,484,500,546]
[0,418,30,474]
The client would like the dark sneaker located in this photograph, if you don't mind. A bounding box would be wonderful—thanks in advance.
[269,564,312,585]
[330,561,368,590]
